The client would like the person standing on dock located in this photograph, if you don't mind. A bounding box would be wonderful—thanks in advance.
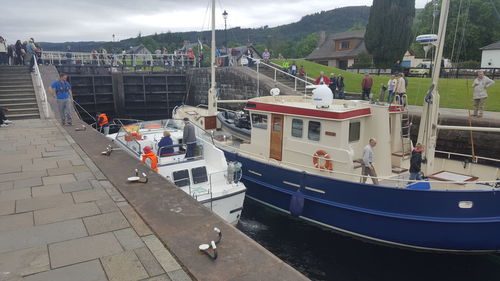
[0,36,7,65]
[394,73,407,106]
[361,138,379,185]
[361,72,373,100]
[314,71,330,85]
[337,74,345,99]
[471,71,495,118]
[49,73,73,126]
[183,118,197,158]
[329,73,337,98]
[387,75,397,104]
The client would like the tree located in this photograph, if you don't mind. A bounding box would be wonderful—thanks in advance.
[365,0,416,67]
[412,0,500,63]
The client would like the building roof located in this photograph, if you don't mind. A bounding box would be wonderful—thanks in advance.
[307,29,366,61]
[127,44,151,54]
[480,41,500,51]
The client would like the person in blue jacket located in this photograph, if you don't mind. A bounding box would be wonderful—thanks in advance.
[158,131,174,156]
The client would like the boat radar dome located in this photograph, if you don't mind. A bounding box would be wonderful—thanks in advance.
[270,88,280,96]
[312,85,333,108]
[416,34,438,45]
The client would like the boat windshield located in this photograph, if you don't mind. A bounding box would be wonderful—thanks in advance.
[115,119,214,156]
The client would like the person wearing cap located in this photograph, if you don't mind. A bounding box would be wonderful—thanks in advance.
[141,146,158,172]
[183,118,197,158]
[361,72,373,100]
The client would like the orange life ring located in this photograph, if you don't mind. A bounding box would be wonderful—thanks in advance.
[313,150,333,171]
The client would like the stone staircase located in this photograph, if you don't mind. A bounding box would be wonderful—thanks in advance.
[252,63,313,95]
[0,66,40,120]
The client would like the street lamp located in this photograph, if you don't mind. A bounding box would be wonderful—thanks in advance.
[222,10,228,55]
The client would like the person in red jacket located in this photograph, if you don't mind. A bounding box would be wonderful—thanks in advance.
[314,71,330,85]
[361,72,373,100]
[141,146,158,172]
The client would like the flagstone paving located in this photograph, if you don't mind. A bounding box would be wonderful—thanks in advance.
[0,119,191,281]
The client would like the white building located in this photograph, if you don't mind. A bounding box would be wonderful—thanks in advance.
[480,41,500,68]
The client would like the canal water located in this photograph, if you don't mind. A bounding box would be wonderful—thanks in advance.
[237,199,500,281]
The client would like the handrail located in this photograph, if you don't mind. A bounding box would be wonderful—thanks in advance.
[245,56,312,96]
[32,58,50,117]
[435,150,500,164]
[41,51,197,68]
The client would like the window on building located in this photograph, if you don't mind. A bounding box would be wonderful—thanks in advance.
[173,169,190,187]
[349,121,361,142]
[291,119,303,138]
[308,121,321,141]
[340,41,350,50]
[251,113,268,129]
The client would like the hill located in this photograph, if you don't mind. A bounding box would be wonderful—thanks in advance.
[39,6,371,54]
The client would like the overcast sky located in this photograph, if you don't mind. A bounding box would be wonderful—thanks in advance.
[1,0,429,43]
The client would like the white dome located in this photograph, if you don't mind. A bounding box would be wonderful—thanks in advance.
[312,85,333,108]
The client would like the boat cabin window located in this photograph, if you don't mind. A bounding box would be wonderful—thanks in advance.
[349,121,361,142]
[308,121,321,141]
[172,169,190,187]
[291,119,303,138]
[251,113,268,129]
[191,166,208,184]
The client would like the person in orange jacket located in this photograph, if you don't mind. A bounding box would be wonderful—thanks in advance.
[96,112,109,135]
[141,146,158,172]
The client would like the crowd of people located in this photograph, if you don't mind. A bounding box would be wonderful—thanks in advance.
[0,36,43,71]
[314,71,346,99]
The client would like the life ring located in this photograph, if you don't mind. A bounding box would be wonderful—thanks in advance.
[313,150,333,171]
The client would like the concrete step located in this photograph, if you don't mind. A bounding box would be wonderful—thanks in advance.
[7,107,40,115]
[5,112,40,120]
[0,93,37,99]
[0,97,37,104]
[0,92,35,97]
[0,85,34,90]
[0,102,38,109]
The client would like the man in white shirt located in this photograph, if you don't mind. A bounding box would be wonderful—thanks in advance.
[361,138,379,185]
[472,71,495,118]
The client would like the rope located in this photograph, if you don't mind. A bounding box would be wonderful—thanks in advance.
[454,0,471,63]
[488,0,500,20]
[450,0,464,62]
[465,79,476,161]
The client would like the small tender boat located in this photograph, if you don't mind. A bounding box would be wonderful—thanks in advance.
[216,110,251,141]
[107,119,246,225]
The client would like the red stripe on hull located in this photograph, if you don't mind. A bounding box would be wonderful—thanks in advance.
[245,102,371,120]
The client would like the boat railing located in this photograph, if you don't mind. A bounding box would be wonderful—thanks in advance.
[32,58,50,118]
[219,143,500,186]
[435,150,500,165]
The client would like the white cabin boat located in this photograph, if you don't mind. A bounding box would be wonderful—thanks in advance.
[107,119,246,225]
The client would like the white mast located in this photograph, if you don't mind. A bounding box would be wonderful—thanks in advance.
[417,0,450,175]
[207,0,217,115]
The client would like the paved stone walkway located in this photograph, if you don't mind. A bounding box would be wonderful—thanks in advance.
[0,119,192,281]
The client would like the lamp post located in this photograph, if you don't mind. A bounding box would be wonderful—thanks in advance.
[222,10,228,55]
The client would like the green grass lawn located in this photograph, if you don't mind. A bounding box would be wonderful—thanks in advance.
[273,60,500,112]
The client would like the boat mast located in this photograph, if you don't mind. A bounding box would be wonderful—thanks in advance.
[417,0,450,176]
[207,0,217,115]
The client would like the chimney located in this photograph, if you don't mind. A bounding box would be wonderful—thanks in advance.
[317,31,327,49]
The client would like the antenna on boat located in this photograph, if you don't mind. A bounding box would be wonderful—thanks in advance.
[207,0,217,116]
[416,0,451,176]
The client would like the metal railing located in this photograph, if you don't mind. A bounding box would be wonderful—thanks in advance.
[245,57,313,96]
[41,51,198,68]
[32,58,50,117]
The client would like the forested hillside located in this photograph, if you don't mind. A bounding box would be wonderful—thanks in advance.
[40,6,371,58]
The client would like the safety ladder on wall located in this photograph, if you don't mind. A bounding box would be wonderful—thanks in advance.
[400,106,413,160]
